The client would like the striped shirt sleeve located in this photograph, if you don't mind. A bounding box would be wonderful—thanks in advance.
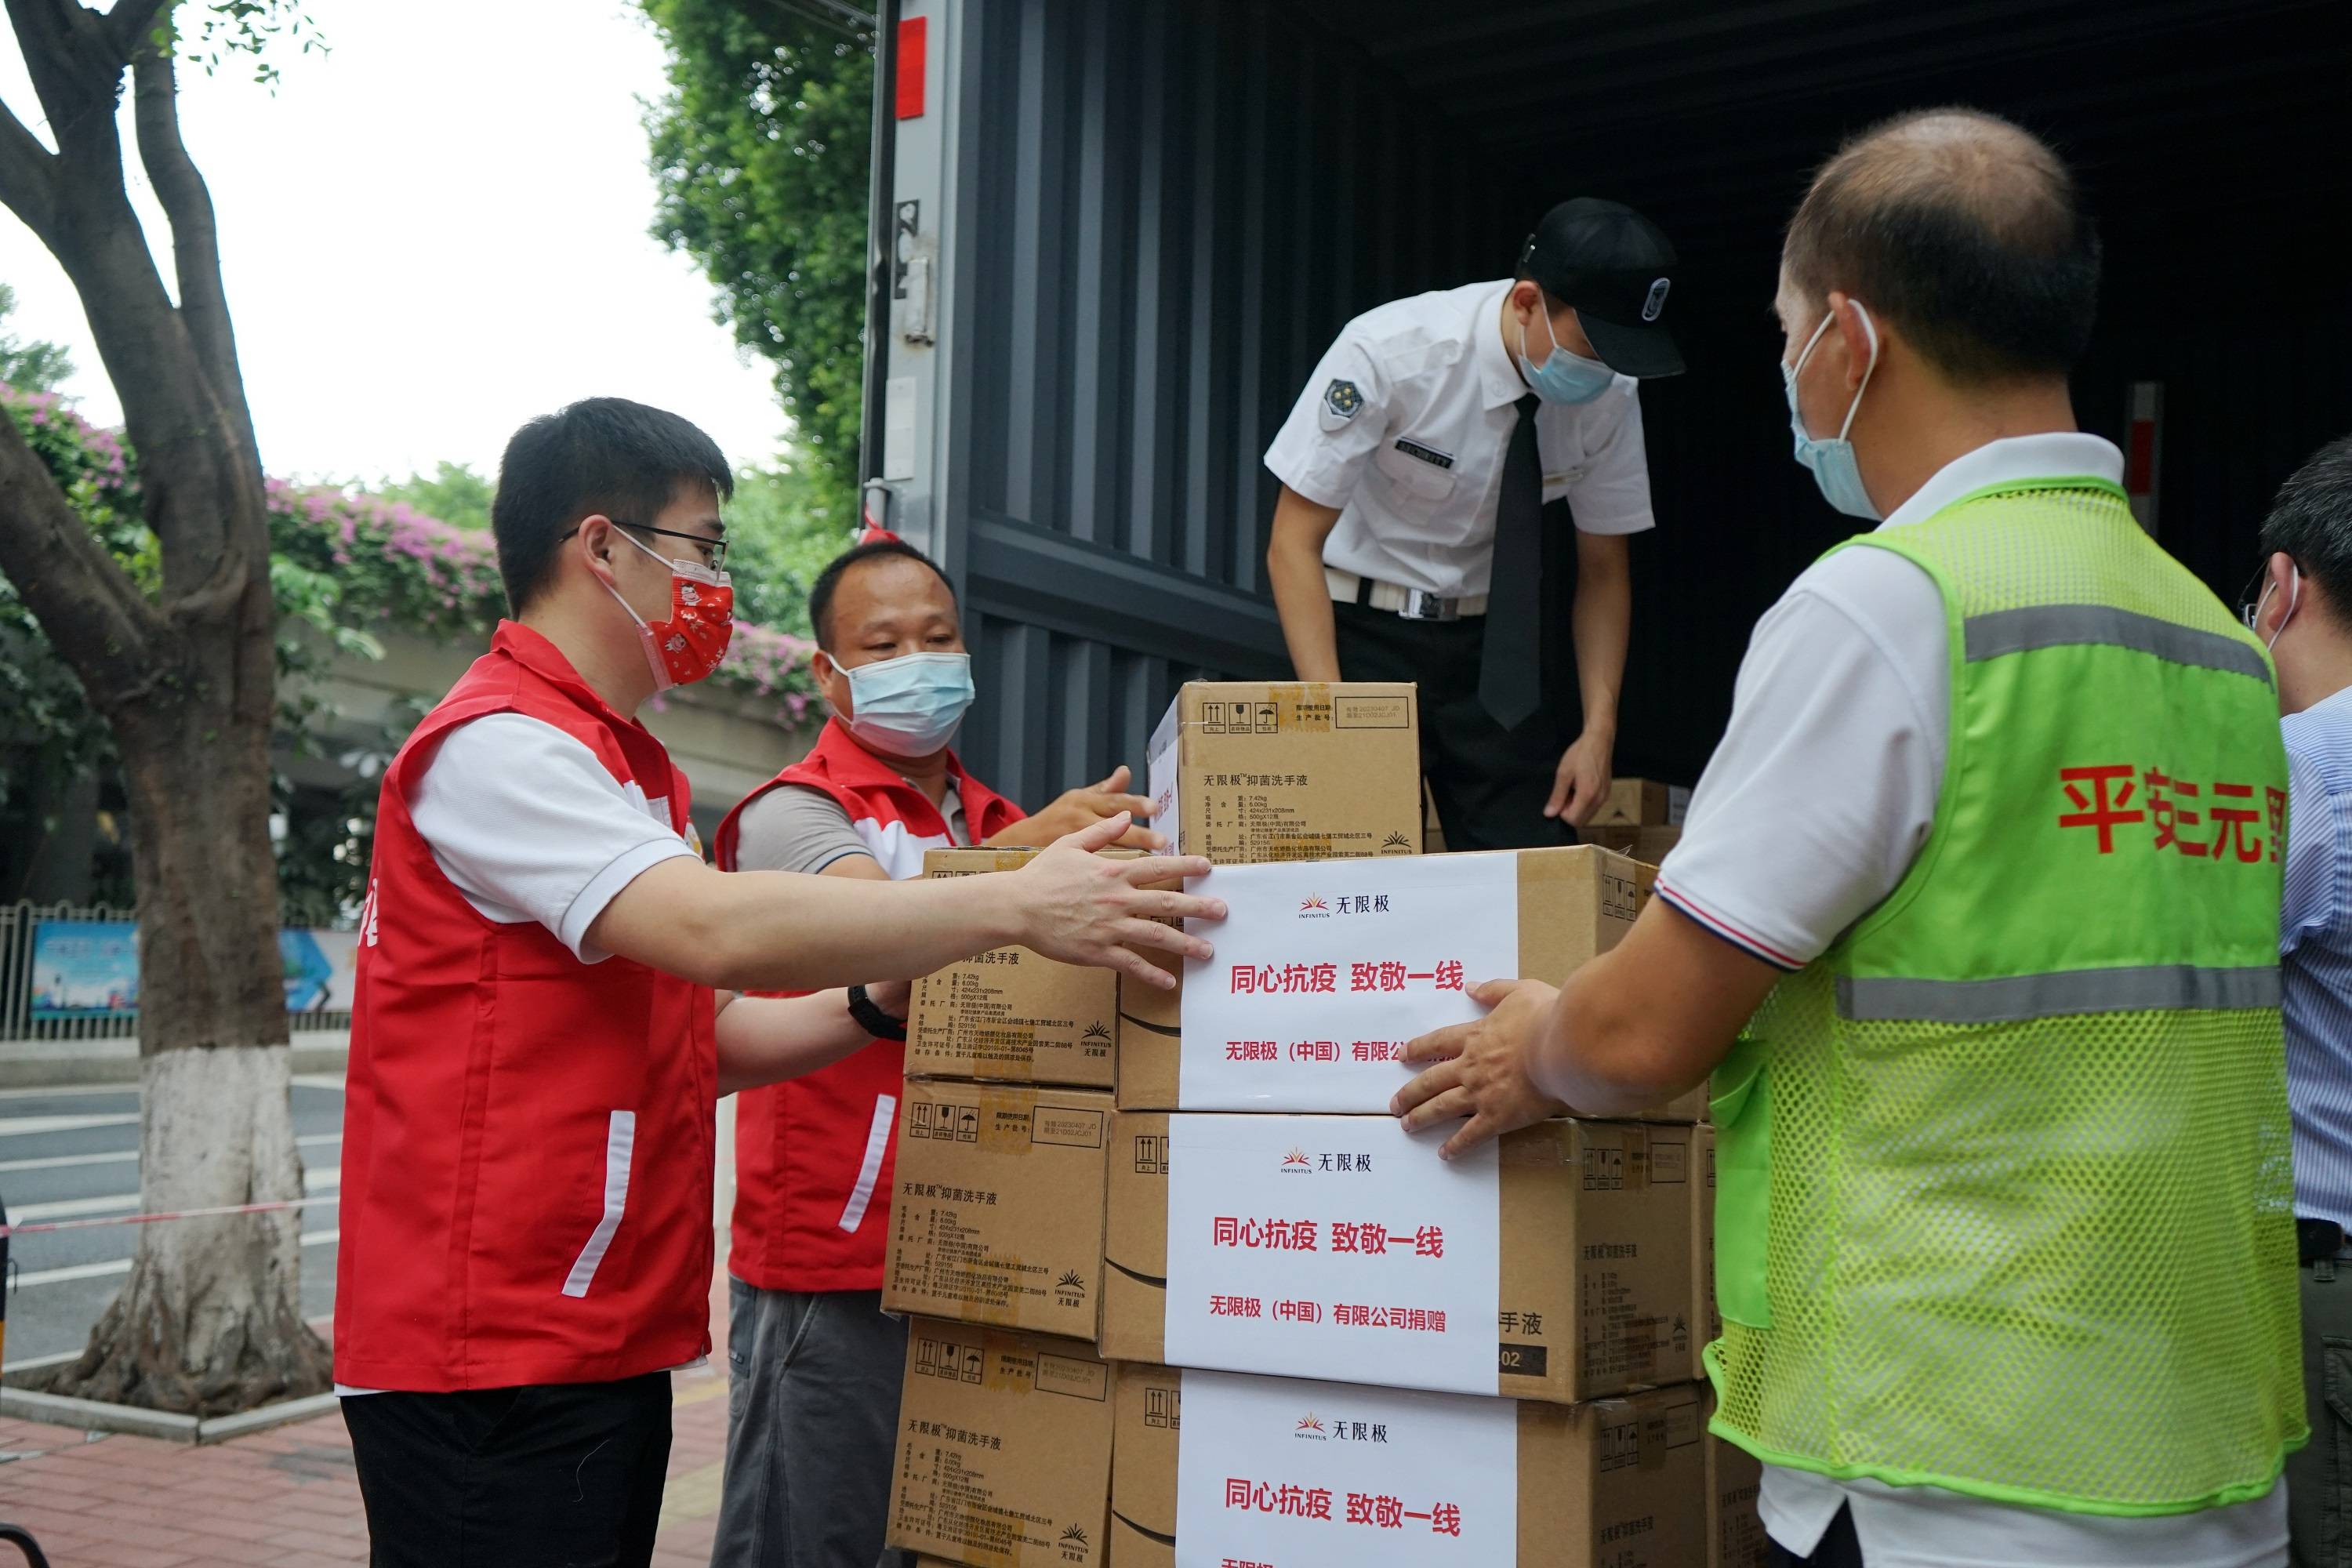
[2283,739,2339,956]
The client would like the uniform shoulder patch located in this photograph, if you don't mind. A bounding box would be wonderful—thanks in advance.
[1323,378,1364,421]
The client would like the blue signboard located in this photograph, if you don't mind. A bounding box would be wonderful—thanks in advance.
[27,922,361,1018]
[27,920,140,1019]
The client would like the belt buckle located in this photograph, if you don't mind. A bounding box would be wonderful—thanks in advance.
[1398,590,1459,622]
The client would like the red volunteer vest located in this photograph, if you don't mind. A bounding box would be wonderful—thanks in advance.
[334,622,717,1392]
[713,719,1022,1293]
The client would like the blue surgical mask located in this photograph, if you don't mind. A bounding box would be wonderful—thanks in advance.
[829,650,976,757]
[1519,308,1616,405]
[1784,303,1882,521]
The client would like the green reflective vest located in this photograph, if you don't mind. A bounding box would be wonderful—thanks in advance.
[1705,475,2305,1515]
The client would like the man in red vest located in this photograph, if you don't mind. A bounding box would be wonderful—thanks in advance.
[334,398,1220,1568]
[709,535,1158,1568]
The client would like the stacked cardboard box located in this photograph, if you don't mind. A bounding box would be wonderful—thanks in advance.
[1581,776,1690,866]
[886,683,1751,1566]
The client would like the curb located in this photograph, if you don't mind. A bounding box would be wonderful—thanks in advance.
[0,1037,348,1090]
[0,1385,340,1444]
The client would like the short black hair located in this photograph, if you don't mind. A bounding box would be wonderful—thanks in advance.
[1784,107,2101,383]
[490,397,733,613]
[809,539,956,650]
[2260,434,2352,626]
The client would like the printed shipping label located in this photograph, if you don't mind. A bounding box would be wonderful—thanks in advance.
[1163,1116,1501,1395]
[1180,855,1520,1109]
[1173,1369,1517,1568]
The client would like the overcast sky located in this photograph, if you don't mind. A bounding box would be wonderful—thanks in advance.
[0,0,789,484]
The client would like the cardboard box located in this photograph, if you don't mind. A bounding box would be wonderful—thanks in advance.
[884,1081,1113,1339]
[1707,1396,1768,1568]
[1694,1123,1719,1346]
[909,848,1120,1089]
[1593,779,1690,828]
[1145,681,1422,865]
[1581,822,1683,866]
[887,1319,1116,1567]
[1101,1112,1696,1403]
[1111,1363,1706,1567]
[1117,846,1704,1123]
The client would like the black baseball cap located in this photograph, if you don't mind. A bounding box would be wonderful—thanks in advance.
[1519,198,1683,379]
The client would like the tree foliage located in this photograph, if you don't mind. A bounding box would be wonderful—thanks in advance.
[372,458,492,532]
[641,0,873,520]
[725,455,855,637]
[0,281,74,390]
[2,389,822,913]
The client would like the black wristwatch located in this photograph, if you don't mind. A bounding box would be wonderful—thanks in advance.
[848,984,907,1041]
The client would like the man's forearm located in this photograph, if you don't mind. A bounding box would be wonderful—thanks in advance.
[1532,946,1682,1115]
[1270,539,1342,682]
[715,989,878,1095]
[1570,550,1630,739]
[598,858,1025,993]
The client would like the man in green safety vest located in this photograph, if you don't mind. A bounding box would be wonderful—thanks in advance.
[1393,107,2303,1566]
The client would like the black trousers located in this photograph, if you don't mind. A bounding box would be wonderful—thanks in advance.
[1769,1506,1866,1567]
[343,1372,673,1568]
[1333,601,1575,853]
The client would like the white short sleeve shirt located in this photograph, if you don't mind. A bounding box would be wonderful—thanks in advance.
[1263,280,1655,599]
[1656,431,2288,1568]
[406,713,701,963]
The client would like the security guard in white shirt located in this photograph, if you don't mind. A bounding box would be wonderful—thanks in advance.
[1264,198,1682,850]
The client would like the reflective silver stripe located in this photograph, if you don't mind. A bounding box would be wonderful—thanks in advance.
[1962,604,2271,685]
[1838,964,2281,1023]
[561,1109,636,1298]
[836,1093,897,1235]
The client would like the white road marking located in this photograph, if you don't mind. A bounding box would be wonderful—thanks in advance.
[12,1229,340,1288]
[0,1113,140,1138]
[0,1131,338,1175]
[5,1169,341,1224]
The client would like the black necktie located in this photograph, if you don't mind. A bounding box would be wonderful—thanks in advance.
[1479,394,1544,730]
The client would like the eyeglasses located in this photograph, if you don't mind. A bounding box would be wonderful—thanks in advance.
[2238,561,2288,630]
[583,519,728,572]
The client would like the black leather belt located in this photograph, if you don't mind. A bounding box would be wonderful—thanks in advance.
[2299,1215,2345,1265]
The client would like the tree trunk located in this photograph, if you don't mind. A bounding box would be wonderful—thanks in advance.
[53,1047,321,1414]
[2,0,328,1415]
[44,587,331,1415]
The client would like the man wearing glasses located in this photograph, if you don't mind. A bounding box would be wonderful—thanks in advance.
[331,397,1224,1568]
[2246,434,2352,1568]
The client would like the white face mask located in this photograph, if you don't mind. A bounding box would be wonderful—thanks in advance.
[2255,568,2302,654]
[826,649,977,757]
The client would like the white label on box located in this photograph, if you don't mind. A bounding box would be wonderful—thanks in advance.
[1178,854,1521,1110]
[1174,1369,1517,1568]
[1668,784,1691,826]
[1163,1115,1501,1396]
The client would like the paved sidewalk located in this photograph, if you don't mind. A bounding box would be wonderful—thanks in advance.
[0,1276,739,1567]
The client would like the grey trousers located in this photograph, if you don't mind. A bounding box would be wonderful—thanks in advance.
[2296,1260,2352,1566]
[713,1278,914,1568]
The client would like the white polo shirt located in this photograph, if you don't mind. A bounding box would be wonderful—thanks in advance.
[1263,279,1655,600]
[1657,431,2287,1568]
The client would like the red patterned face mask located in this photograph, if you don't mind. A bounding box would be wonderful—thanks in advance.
[604,527,735,691]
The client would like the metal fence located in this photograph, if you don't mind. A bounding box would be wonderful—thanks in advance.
[0,902,354,1043]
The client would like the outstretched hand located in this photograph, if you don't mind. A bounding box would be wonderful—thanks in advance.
[1000,764,1166,851]
[1009,813,1221,989]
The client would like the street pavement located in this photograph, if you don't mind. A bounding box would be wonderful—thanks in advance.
[0,1079,346,1370]
[0,1326,733,1567]
[0,1075,738,1564]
